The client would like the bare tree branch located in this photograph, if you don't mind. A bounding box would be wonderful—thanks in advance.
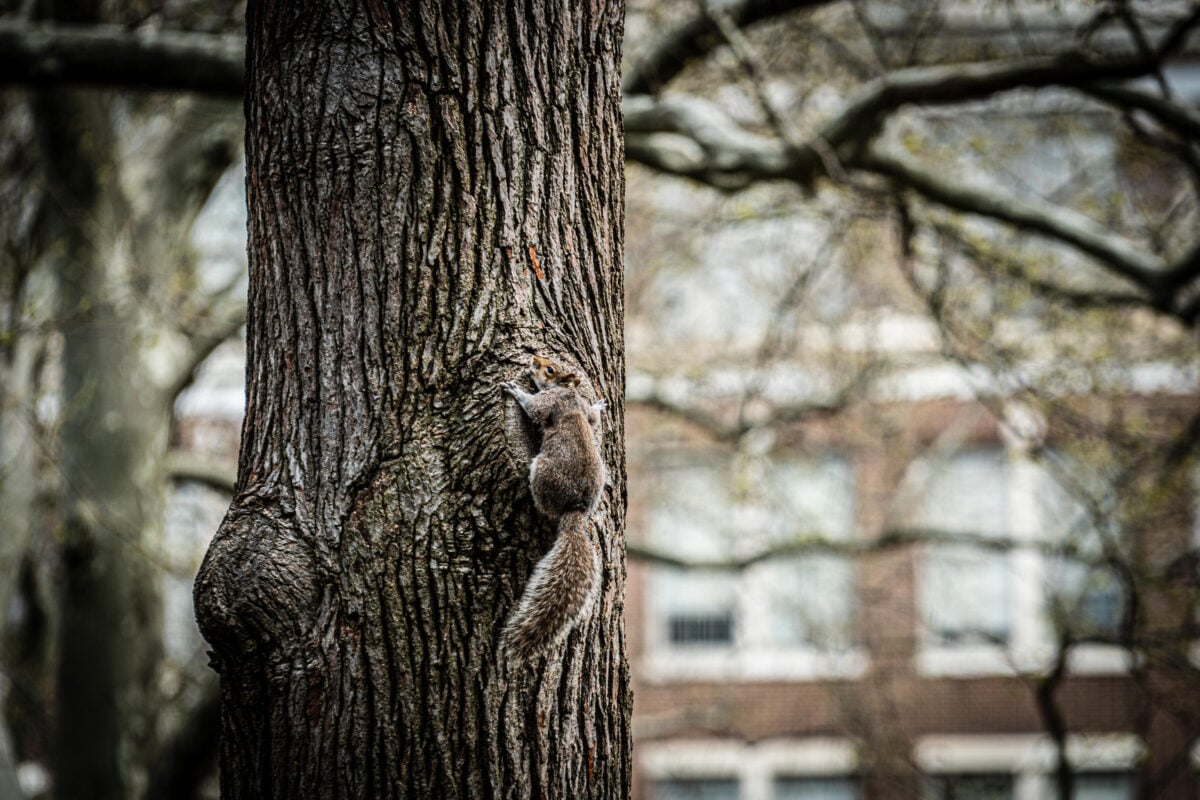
[626,60,1200,314]
[1178,293,1200,326]
[6,21,1194,251]
[869,147,1200,317]
[163,288,246,401]
[862,149,1166,288]
[627,525,1107,569]
[166,451,236,494]
[140,97,242,233]
[0,21,243,96]
[625,49,1182,189]
[3,5,1195,102]
[628,373,866,443]
[1031,631,1073,800]
[623,0,835,95]
[1150,2,1200,60]
[1164,239,1200,291]
[820,51,1167,148]
[1082,82,1200,141]
[931,219,1159,314]
[624,0,1200,99]
[704,3,806,152]
[624,93,800,189]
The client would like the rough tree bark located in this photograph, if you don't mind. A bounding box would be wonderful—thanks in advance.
[193,1,628,798]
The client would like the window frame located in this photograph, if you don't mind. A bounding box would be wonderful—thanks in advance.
[639,449,868,682]
[639,738,861,800]
[916,443,1137,677]
[915,733,1144,800]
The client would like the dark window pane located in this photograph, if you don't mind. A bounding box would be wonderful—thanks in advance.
[775,775,859,800]
[1054,772,1137,800]
[1076,575,1124,637]
[927,773,1014,800]
[654,778,739,800]
[668,613,734,646]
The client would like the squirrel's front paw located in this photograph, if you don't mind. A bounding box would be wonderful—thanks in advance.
[500,381,521,397]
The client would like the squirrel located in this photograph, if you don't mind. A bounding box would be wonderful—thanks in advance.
[531,355,606,435]
[500,356,606,658]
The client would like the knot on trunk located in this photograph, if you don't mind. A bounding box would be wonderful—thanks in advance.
[194,500,322,666]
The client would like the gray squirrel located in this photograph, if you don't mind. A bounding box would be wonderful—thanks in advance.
[530,354,606,434]
[500,356,606,658]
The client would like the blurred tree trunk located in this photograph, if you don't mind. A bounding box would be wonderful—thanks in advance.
[0,163,45,800]
[28,5,242,796]
[34,85,169,800]
[34,84,240,799]
[193,0,628,797]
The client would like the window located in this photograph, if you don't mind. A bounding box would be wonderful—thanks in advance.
[916,734,1143,800]
[1060,772,1136,800]
[926,773,1013,800]
[1037,456,1125,639]
[659,569,737,648]
[653,778,739,800]
[643,451,860,677]
[668,612,735,646]
[751,457,857,651]
[639,739,859,800]
[647,458,740,649]
[916,445,1139,676]
[775,775,859,800]
[915,448,1011,645]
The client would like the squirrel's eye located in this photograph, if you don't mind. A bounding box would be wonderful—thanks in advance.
[546,366,555,375]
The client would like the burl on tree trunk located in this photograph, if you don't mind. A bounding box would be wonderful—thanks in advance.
[193,1,629,797]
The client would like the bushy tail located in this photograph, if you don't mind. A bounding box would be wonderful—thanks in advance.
[501,511,600,659]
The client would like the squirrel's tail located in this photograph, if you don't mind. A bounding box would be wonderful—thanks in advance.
[501,511,600,659]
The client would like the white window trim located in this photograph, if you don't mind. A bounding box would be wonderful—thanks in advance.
[916,446,1135,678]
[640,646,869,683]
[641,453,867,683]
[917,642,1138,678]
[643,568,868,682]
[914,446,1024,669]
[916,733,1144,800]
[643,556,868,681]
[640,738,859,800]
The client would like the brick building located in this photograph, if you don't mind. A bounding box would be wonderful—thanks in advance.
[624,390,1200,800]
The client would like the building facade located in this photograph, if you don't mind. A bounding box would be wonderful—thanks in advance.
[626,394,1200,800]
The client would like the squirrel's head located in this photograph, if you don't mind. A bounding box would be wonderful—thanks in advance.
[531,355,582,387]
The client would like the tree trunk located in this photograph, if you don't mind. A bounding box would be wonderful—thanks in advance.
[0,214,45,800]
[35,84,171,799]
[194,1,628,798]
